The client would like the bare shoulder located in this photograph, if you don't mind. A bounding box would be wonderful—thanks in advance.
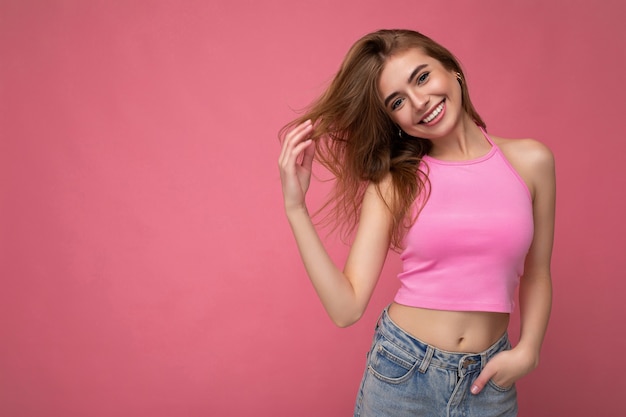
[360,174,395,232]
[490,136,555,197]
[492,136,554,170]
[364,172,394,203]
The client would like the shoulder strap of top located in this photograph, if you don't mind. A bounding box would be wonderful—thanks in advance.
[479,126,495,146]
[478,126,532,200]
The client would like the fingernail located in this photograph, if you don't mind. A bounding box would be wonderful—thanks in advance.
[471,385,479,394]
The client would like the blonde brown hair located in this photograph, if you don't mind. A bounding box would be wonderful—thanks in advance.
[281,29,485,250]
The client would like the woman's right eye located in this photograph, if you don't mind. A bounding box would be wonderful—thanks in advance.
[391,98,404,110]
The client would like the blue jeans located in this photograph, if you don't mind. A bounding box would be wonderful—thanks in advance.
[354,308,517,417]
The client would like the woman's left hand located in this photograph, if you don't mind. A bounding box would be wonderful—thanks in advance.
[470,346,539,394]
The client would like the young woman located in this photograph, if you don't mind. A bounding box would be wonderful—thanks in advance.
[278,29,554,416]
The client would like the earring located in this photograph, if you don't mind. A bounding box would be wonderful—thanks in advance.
[398,128,403,138]
[455,72,463,84]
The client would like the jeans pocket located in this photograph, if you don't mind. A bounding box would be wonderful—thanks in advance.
[367,337,418,384]
[487,378,515,392]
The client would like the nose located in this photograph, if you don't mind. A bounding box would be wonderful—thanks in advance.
[408,91,429,112]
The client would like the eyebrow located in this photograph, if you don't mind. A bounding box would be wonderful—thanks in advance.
[383,64,429,107]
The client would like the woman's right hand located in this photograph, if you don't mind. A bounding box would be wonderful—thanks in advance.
[278,120,316,213]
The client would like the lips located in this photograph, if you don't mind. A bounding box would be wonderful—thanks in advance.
[420,101,445,124]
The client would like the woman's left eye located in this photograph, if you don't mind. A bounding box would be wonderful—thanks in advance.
[417,72,430,84]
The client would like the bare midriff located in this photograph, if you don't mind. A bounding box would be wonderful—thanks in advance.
[387,302,510,353]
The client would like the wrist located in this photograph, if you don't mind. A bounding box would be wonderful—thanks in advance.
[285,204,310,221]
[511,344,541,369]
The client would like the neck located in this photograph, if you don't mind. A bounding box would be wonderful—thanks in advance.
[427,115,489,161]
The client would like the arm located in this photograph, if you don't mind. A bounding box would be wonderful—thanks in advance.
[472,139,555,394]
[515,141,555,364]
[278,121,393,327]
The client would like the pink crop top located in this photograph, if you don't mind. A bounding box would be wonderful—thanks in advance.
[394,130,534,313]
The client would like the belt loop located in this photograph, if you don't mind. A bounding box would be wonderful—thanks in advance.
[418,345,434,373]
[375,306,388,330]
[480,352,488,370]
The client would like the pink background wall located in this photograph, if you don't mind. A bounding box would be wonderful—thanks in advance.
[1,1,625,416]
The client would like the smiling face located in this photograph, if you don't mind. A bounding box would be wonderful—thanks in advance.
[378,48,465,140]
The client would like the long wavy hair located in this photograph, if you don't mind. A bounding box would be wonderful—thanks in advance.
[281,29,485,250]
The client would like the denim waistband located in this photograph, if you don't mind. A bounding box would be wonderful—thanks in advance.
[375,307,510,375]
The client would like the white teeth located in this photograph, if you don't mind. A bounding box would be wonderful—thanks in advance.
[422,102,444,123]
